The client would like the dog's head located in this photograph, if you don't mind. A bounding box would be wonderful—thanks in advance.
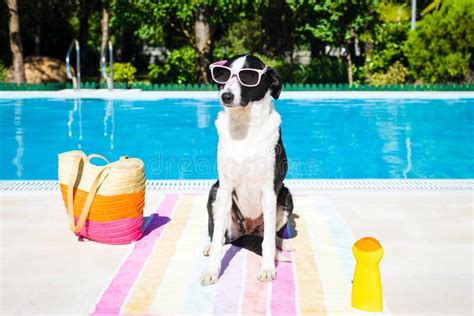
[209,54,282,107]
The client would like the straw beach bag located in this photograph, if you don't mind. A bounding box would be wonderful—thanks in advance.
[58,150,145,244]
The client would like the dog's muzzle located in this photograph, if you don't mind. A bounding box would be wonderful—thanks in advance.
[221,92,234,104]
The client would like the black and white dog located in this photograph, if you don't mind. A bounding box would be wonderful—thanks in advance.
[201,54,294,285]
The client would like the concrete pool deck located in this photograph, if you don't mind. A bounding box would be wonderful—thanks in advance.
[1,180,472,315]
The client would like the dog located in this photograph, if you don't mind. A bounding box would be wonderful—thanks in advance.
[200,54,294,286]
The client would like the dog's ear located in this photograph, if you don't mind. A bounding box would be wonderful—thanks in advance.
[267,67,282,99]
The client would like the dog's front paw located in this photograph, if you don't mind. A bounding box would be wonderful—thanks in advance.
[200,269,219,286]
[257,268,276,282]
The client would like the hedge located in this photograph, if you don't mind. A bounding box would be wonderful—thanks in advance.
[1,82,473,91]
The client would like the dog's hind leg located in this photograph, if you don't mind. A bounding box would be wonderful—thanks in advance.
[276,184,294,233]
[204,181,242,256]
[275,184,295,252]
[203,181,219,256]
[276,236,295,252]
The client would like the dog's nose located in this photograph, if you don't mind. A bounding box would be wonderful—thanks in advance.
[221,92,234,104]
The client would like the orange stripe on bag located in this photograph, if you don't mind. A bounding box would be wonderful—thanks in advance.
[59,184,145,222]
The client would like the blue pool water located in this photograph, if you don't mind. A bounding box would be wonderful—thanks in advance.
[0,98,473,179]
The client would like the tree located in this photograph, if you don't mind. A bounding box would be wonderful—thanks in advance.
[127,0,259,84]
[194,4,210,83]
[404,0,474,83]
[260,0,297,59]
[100,0,109,59]
[6,0,25,83]
[288,0,379,86]
[109,0,143,62]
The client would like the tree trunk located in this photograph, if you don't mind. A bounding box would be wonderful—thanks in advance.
[100,2,109,60]
[194,4,211,84]
[34,0,42,55]
[362,39,373,60]
[345,29,357,86]
[7,0,25,83]
[346,44,354,87]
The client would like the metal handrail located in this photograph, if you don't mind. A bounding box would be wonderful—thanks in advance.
[66,39,80,91]
[101,41,114,91]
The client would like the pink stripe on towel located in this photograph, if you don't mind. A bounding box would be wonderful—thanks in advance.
[92,194,179,315]
[241,250,269,315]
[271,255,297,315]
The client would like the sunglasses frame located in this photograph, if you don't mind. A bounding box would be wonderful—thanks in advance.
[209,60,268,87]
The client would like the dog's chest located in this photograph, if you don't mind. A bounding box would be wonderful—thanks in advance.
[219,133,273,166]
[215,109,281,219]
[215,110,281,180]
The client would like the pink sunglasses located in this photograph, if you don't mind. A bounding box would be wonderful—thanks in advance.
[209,60,268,87]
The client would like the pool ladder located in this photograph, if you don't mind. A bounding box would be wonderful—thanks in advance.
[66,39,80,91]
[101,41,114,91]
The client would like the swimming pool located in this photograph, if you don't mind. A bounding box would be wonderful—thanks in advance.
[0,97,473,180]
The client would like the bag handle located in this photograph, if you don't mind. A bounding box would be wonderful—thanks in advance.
[86,153,110,164]
[66,155,110,233]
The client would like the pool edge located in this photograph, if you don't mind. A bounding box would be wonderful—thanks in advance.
[1,179,473,192]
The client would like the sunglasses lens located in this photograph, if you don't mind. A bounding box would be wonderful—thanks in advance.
[239,69,260,86]
[212,66,231,83]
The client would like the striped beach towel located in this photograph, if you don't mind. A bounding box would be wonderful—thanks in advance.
[92,193,389,315]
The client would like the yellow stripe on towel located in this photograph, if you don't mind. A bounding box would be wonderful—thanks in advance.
[148,195,208,314]
[298,196,353,314]
[292,196,327,315]
[122,194,193,314]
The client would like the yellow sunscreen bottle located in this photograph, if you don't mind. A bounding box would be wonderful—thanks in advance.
[351,237,384,312]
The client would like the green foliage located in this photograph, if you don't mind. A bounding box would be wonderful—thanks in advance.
[0,61,7,81]
[86,9,102,50]
[287,0,379,83]
[113,62,137,83]
[253,54,346,84]
[421,0,443,16]
[111,0,164,46]
[148,46,196,84]
[3,0,471,85]
[404,0,474,83]
[285,58,347,84]
[213,19,263,60]
[147,64,163,83]
[362,21,410,81]
[125,0,259,46]
[252,54,285,70]
[287,0,379,45]
[380,1,410,23]
[367,61,409,85]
